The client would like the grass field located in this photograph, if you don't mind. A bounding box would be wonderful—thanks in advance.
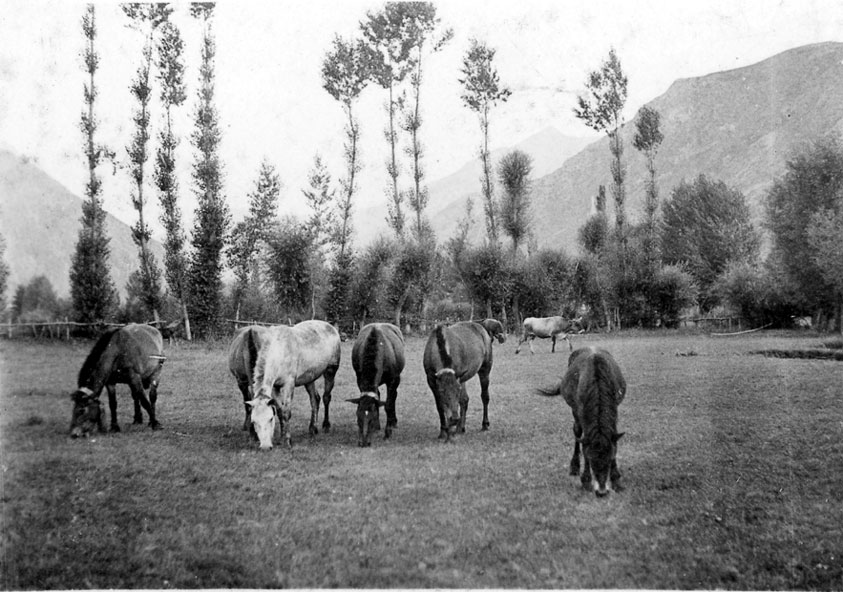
[1,330,842,589]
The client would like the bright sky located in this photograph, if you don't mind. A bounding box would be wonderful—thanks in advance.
[2,0,842,238]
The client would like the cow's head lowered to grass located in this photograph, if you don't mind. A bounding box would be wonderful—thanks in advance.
[246,396,279,450]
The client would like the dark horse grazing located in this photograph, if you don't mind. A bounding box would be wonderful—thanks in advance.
[536,346,626,496]
[228,325,267,432]
[515,316,583,354]
[70,324,166,438]
[423,319,506,442]
[347,323,405,447]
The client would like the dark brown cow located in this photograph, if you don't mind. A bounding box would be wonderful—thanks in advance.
[422,319,505,442]
[347,323,405,447]
[537,346,627,497]
[70,324,166,437]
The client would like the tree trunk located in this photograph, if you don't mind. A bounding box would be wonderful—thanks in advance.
[182,301,192,341]
[837,292,843,334]
[394,291,409,328]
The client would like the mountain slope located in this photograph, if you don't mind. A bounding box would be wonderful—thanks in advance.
[0,150,165,298]
[527,42,843,252]
[354,127,594,245]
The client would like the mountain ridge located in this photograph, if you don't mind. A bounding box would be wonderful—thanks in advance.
[527,41,843,252]
[0,150,165,299]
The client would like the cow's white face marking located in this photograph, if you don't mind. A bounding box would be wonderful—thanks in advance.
[247,397,276,450]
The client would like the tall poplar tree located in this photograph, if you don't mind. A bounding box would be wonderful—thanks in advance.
[227,160,280,295]
[123,3,171,321]
[187,2,230,338]
[633,105,664,273]
[322,34,367,262]
[155,19,191,338]
[574,48,629,328]
[0,234,9,316]
[361,4,415,238]
[574,48,628,235]
[302,155,336,251]
[498,149,533,254]
[70,4,117,325]
[400,3,452,240]
[322,34,368,326]
[459,38,511,244]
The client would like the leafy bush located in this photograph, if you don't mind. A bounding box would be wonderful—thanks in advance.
[651,265,699,327]
[713,260,799,328]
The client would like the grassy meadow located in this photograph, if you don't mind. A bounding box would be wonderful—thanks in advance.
[1,329,842,589]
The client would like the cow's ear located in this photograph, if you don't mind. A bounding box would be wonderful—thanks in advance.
[346,397,361,405]
[613,432,625,442]
[245,400,257,408]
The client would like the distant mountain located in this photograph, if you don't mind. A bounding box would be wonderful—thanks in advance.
[354,127,595,245]
[0,150,164,298]
[526,42,843,252]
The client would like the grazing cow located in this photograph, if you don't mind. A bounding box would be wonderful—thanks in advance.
[792,315,813,330]
[515,316,582,354]
[249,320,341,450]
[347,323,405,447]
[70,324,166,438]
[536,346,627,497]
[227,325,268,432]
[422,319,506,442]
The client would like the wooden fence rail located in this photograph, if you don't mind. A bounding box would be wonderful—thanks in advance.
[2,320,171,340]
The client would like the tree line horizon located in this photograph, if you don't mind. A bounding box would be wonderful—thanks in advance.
[1,2,841,336]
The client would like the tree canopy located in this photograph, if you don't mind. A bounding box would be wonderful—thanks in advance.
[662,175,760,308]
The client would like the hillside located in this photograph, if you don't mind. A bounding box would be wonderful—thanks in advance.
[525,42,843,252]
[355,127,594,245]
[0,150,164,298]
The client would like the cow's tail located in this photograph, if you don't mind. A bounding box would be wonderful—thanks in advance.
[359,325,382,391]
[246,327,260,381]
[435,325,453,370]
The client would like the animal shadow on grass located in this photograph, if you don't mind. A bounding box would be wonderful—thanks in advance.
[196,419,361,454]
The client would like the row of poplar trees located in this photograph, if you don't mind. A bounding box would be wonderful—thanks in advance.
[70,3,225,339]
[66,2,655,337]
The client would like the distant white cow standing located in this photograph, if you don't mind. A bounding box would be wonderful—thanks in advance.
[515,316,582,354]
[248,320,341,450]
[792,315,812,330]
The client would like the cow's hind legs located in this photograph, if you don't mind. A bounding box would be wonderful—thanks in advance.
[570,420,582,476]
[321,364,338,433]
[130,376,160,430]
[107,384,121,432]
[479,369,491,431]
[305,382,321,435]
[132,393,143,424]
[384,381,399,439]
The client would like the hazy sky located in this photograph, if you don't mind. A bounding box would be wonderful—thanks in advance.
[2,0,842,237]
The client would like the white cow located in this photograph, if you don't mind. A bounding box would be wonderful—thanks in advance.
[249,320,341,450]
[515,316,583,354]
